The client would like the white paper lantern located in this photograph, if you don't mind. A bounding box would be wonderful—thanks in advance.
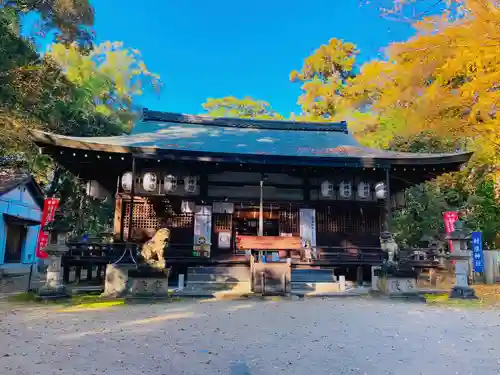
[375,182,386,199]
[357,181,371,199]
[121,172,133,192]
[339,181,352,199]
[184,176,197,193]
[320,180,334,198]
[164,174,178,193]
[142,172,157,192]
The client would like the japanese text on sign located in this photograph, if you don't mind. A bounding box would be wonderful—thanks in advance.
[35,198,60,259]
[471,231,484,273]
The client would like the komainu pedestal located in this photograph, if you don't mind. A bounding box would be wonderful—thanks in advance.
[103,229,172,298]
[374,261,419,298]
[103,263,136,297]
[128,268,171,297]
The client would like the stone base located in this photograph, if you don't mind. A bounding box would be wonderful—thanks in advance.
[102,264,136,298]
[378,276,418,296]
[103,263,171,298]
[128,278,170,297]
[449,285,478,300]
[37,285,69,299]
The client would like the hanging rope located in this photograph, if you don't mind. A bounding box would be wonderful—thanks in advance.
[112,243,138,267]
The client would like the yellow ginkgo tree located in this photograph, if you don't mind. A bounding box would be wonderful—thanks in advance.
[201,96,283,120]
[346,0,500,158]
[48,41,161,132]
[290,38,359,120]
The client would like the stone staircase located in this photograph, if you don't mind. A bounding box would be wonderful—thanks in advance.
[291,268,356,294]
[185,265,252,295]
[182,266,359,296]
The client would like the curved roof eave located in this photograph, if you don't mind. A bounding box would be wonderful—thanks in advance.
[31,129,473,167]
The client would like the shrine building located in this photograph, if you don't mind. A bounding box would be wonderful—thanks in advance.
[31,109,471,282]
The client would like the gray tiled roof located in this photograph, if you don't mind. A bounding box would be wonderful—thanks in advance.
[30,111,472,166]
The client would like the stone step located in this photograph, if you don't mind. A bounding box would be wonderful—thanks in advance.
[291,282,342,293]
[187,266,251,283]
[291,268,337,283]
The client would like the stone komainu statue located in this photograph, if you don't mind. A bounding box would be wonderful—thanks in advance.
[380,232,399,264]
[140,228,170,267]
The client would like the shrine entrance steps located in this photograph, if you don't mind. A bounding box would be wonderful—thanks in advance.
[181,265,366,297]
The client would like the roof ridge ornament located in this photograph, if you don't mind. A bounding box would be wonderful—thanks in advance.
[142,108,349,133]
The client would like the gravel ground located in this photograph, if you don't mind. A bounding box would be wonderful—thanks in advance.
[1,298,500,375]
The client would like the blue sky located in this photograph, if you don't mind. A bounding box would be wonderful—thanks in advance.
[29,0,419,116]
[90,0,419,116]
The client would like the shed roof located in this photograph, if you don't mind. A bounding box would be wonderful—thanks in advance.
[31,110,472,167]
[0,169,30,195]
[0,168,44,207]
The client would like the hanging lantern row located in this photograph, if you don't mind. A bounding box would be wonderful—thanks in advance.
[121,172,133,192]
[121,172,197,193]
[320,180,387,200]
[339,181,352,199]
[164,174,177,192]
[142,172,157,192]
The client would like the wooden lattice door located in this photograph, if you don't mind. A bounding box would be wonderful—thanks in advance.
[123,199,162,241]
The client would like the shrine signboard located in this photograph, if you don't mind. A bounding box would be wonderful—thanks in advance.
[237,236,302,251]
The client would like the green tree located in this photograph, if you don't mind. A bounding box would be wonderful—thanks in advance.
[202,96,283,119]
[2,0,95,47]
[0,6,161,238]
[48,41,161,132]
[388,131,500,248]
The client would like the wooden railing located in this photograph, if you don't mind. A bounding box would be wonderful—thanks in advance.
[61,241,441,285]
[61,242,215,284]
[62,242,139,284]
[312,246,384,265]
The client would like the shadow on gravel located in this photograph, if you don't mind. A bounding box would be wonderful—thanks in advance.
[230,362,253,375]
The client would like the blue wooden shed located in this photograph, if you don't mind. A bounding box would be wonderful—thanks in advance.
[0,169,44,275]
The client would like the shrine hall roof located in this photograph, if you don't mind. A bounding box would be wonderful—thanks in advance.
[31,109,472,167]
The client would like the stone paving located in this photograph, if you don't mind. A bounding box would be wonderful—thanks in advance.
[1,298,499,375]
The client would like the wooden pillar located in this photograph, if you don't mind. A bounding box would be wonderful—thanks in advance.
[113,196,123,241]
[199,173,208,200]
[127,156,136,242]
[302,173,310,202]
[63,264,70,284]
[384,167,392,232]
[356,266,364,286]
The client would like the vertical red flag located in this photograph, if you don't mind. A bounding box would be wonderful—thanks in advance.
[443,211,458,253]
[35,198,60,259]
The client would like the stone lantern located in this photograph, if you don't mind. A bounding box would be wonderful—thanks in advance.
[38,211,71,298]
[446,220,477,299]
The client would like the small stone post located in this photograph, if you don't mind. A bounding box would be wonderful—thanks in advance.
[338,275,346,292]
[447,223,477,299]
[38,212,70,299]
[484,250,499,285]
[178,274,185,291]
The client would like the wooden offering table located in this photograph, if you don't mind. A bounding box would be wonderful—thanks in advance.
[237,236,302,295]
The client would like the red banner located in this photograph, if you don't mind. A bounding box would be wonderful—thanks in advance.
[443,211,458,253]
[35,198,60,259]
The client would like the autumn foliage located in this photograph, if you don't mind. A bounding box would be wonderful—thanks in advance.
[203,0,499,245]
